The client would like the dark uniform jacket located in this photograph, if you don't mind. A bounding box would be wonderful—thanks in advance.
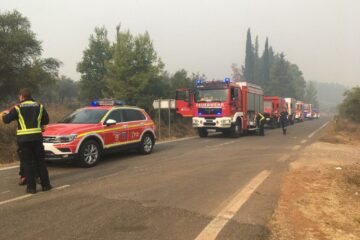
[2,99,49,142]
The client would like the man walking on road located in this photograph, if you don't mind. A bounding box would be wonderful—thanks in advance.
[280,107,289,135]
[1,88,52,194]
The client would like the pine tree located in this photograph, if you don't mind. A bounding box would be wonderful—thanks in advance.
[261,37,270,87]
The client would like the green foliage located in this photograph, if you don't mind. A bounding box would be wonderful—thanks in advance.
[339,87,360,122]
[105,29,163,109]
[244,28,255,83]
[242,29,308,101]
[77,27,112,101]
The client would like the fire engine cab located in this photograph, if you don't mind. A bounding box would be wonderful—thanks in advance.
[304,103,313,119]
[263,96,286,128]
[176,79,264,138]
[43,100,156,167]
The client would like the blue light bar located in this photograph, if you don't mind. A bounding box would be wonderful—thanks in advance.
[195,79,202,86]
[224,77,231,84]
[90,99,125,106]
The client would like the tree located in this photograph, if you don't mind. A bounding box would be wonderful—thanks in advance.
[77,27,112,101]
[0,10,59,99]
[304,81,319,107]
[105,29,163,108]
[338,87,360,122]
[244,28,255,83]
[261,38,270,87]
[267,53,294,97]
[57,76,78,103]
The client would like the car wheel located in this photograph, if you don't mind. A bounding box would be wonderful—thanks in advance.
[139,134,155,154]
[78,140,101,168]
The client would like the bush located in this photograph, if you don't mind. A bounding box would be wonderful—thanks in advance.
[338,87,360,123]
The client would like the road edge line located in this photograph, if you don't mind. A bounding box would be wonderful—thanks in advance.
[308,121,329,139]
[194,170,272,240]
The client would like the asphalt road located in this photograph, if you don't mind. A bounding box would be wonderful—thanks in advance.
[0,118,329,240]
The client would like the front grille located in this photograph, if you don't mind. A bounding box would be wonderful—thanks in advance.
[204,122,216,126]
[198,108,222,115]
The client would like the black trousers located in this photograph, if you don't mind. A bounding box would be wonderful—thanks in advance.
[17,141,50,190]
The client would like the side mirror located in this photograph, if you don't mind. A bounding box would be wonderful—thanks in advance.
[105,119,116,126]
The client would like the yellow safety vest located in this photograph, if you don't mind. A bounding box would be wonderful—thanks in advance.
[15,101,43,136]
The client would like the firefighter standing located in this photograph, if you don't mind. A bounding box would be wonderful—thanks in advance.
[280,107,289,135]
[255,111,265,136]
[1,88,51,194]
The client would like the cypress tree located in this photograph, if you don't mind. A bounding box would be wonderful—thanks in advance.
[244,28,255,83]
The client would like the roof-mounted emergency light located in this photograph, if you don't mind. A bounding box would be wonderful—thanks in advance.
[91,99,125,106]
[224,77,231,84]
[195,79,202,86]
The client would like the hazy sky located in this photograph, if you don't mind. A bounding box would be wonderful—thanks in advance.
[1,0,359,86]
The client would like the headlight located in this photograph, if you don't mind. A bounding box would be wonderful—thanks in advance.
[44,134,77,143]
[221,119,231,124]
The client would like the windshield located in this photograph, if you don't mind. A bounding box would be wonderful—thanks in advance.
[195,89,228,102]
[60,109,108,124]
[264,101,273,109]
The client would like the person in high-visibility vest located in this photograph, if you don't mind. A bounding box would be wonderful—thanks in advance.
[255,111,265,136]
[1,88,51,194]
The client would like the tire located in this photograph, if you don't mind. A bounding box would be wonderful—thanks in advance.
[138,134,155,154]
[198,128,208,138]
[230,120,241,138]
[78,140,101,168]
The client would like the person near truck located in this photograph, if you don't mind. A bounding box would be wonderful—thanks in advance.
[280,107,289,135]
[255,111,265,136]
[1,88,52,194]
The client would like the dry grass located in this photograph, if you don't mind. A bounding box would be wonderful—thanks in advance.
[319,117,360,145]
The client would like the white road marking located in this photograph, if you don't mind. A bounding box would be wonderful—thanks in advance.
[0,185,70,206]
[277,154,291,162]
[156,136,198,145]
[1,190,10,194]
[300,139,307,144]
[55,184,70,190]
[292,145,301,151]
[0,194,33,206]
[0,165,19,171]
[194,170,271,240]
[308,121,329,139]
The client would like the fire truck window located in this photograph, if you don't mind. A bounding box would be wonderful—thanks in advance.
[105,109,123,123]
[122,109,146,122]
[176,91,189,102]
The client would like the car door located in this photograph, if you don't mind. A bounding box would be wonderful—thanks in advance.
[122,109,146,143]
[103,109,128,148]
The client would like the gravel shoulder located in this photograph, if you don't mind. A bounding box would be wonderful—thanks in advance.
[269,120,360,240]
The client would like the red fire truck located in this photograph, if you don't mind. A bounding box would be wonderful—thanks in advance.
[295,101,305,122]
[176,79,264,138]
[304,103,313,119]
[263,96,286,128]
